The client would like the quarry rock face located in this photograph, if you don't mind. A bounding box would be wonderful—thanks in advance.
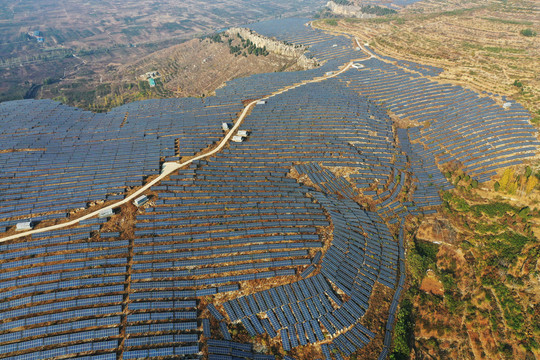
[227,27,319,69]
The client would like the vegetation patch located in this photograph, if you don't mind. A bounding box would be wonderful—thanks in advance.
[396,166,540,359]
[390,298,414,360]
[520,28,537,37]
[325,19,338,26]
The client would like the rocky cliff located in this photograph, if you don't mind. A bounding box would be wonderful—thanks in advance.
[226,27,319,69]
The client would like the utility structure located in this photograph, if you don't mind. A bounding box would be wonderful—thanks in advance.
[232,129,250,143]
[16,221,33,231]
[133,195,149,207]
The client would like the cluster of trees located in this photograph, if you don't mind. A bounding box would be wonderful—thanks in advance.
[207,33,223,43]
[360,5,397,16]
[444,171,479,192]
[391,298,414,360]
[391,238,440,360]
[494,166,538,195]
[228,36,269,57]
[325,19,338,26]
[206,32,269,57]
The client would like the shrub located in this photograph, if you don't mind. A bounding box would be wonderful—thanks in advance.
[471,202,517,217]
[520,28,537,37]
[518,206,530,219]
[325,19,338,26]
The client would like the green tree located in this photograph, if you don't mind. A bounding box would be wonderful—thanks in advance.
[520,29,537,37]
[525,166,532,178]
[391,299,414,360]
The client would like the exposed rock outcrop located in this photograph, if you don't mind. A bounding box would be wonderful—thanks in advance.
[416,217,459,244]
[326,1,377,18]
[226,27,319,69]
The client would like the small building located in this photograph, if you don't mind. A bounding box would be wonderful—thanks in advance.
[36,37,44,43]
[98,208,114,219]
[232,136,244,143]
[332,44,338,47]
[160,163,168,174]
[133,195,149,207]
[148,78,156,87]
[145,71,160,79]
[325,71,334,76]
[33,30,41,37]
[222,122,231,131]
[16,221,33,231]
[503,102,512,109]
[257,100,267,105]
[237,130,249,137]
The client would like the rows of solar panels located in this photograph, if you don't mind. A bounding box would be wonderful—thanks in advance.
[214,193,396,357]
[0,216,205,359]
[0,18,379,360]
[340,57,539,182]
[215,18,369,102]
[0,96,242,229]
[133,163,326,290]
[229,78,449,217]
[131,72,417,359]
[363,45,443,77]
[0,18,370,230]
[1,16,538,360]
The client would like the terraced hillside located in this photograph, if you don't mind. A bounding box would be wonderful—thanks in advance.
[56,30,312,110]
[315,0,540,123]
[0,17,539,360]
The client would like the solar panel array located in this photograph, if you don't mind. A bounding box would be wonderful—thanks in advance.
[0,16,538,360]
[0,96,241,225]
[220,190,387,355]
[207,339,275,360]
[247,18,368,68]
[215,18,369,103]
[0,224,124,359]
[341,58,539,182]
[364,45,443,77]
